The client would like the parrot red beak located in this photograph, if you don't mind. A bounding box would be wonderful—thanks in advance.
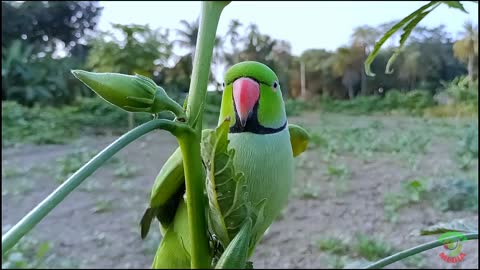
[233,77,260,127]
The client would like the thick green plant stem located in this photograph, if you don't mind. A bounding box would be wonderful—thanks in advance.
[1,119,191,256]
[364,232,478,269]
[181,1,229,268]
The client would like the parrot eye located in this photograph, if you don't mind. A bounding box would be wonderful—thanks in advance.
[222,82,225,88]
[272,81,279,91]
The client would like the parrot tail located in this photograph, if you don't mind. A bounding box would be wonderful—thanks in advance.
[151,225,191,269]
[151,200,192,269]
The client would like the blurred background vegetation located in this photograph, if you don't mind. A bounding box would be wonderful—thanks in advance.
[2,2,478,143]
[1,2,478,269]
[1,0,478,159]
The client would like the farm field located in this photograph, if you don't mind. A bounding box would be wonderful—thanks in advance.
[2,111,478,269]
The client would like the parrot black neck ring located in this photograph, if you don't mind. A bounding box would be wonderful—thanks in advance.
[230,101,287,135]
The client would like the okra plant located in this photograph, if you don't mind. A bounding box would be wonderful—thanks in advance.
[2,1,477,269]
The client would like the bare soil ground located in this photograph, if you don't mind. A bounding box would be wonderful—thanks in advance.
[2,112,478,269]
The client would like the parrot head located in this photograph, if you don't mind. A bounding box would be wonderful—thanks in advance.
[219,61,287,134]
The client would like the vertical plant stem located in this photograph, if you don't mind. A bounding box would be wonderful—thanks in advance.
[2,119,188,256]
[181,1,229,268]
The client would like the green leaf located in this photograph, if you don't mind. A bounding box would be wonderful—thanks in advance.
[441,1,468,13]
[364,1,439,77]
[183,94,189,111]
[35,241,50,259]
[420,218,478,235]
[201,118,250,249]
[385,7,437,74]
[214,218,252,269]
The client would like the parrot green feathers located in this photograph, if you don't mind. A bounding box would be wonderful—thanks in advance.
[140,61,310,268]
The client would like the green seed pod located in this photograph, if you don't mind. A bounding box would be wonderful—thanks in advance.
[71,70,185,118]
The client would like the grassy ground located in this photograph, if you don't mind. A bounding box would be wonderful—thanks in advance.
[2,110,478,269]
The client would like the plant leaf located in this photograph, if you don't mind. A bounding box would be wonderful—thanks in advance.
[420,218,478,235]
[441,1,468,13]
[385,6,438,74]
[201,118,250,249]
[35,242,50,259]
[364,1,439,77]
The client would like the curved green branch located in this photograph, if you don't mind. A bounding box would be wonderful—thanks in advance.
[364,232,478,269]
[1,119,191,255]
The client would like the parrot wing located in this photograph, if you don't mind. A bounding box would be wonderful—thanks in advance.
[140,147,186,239]
[288,124,310,157]
[151,200,192,269]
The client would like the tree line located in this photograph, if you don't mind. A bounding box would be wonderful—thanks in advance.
[2,1,478,107]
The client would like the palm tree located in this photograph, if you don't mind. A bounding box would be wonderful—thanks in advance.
[175,18,223,86]
[350,25,380,96]
[398,47,421,90]
[453,21,478,83]
[241,23,261,60]
[226,20,242,52]
[240,23,276,65]
[331,46,364,99]
[211,35,224,86]
[378,20,401,48]
[175,18,199,63]
[271,40,293,98]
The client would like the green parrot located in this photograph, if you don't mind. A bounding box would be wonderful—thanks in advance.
[140,61,310,269]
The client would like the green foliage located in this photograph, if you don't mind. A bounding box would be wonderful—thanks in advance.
[364,1,466,76]
[93,199,114,214]
[113,162,140,178]
[201,120,251,252]
[443,76,478,104]
[384,179,428,222]
[458,122,478,158]
[453,122,478,170]
[2,40,91,106]
[1,1,102,54]
[316,234,398,262]
[293,178,321,200]
[1,95,223,147]
[2,101,79,146]
[1,98,159,147]
[429,177,478,211]
[2,1,102,106]
[326,164,351,194]
[420,218,478,235]
[353,234,395,261]
[385,176,478,222]
[1,234,78,269]
[55,147,121,184]
[86,24,171,76]
[55,148,98,183]
[2,167,27,179]
[204,91,223,114]
[324,255,346,269]
[321,89,434,115]
[317,237,350,255]
[1,237,51,269]
[309,117,433,163]
[284,99,316,116]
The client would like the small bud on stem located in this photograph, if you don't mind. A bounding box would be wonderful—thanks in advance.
[71,70,185,118]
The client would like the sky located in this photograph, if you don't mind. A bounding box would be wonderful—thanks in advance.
[97,1,479,56]
[96,1,478,83]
